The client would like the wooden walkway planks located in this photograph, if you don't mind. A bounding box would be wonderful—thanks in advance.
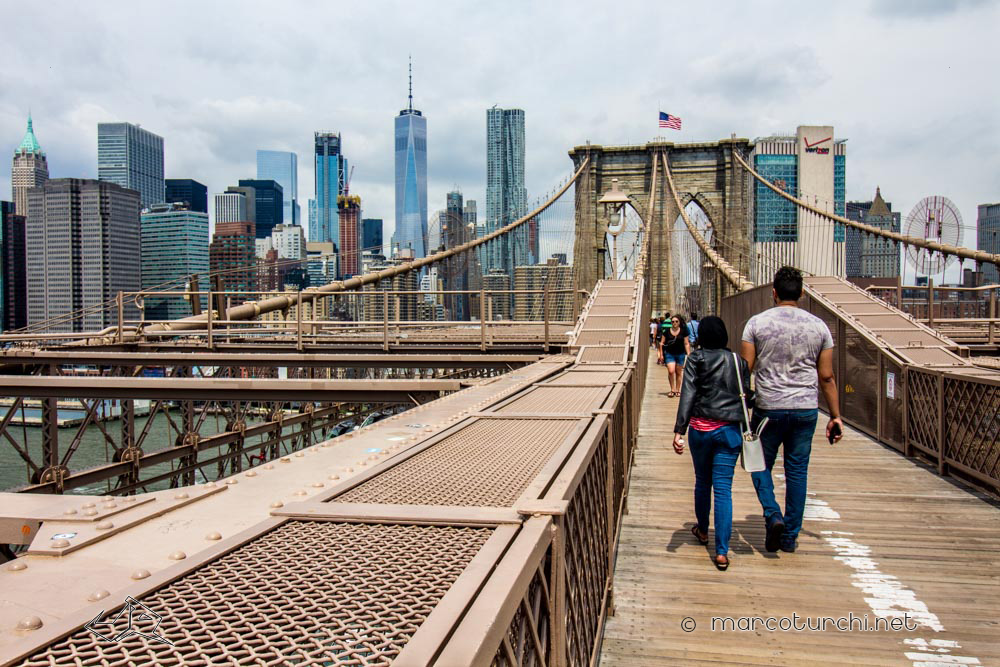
[600,354,1000,666]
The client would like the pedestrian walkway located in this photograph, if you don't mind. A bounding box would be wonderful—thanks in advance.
[601,355,1000,666]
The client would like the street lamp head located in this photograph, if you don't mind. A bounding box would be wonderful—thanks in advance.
[599,178,631,237]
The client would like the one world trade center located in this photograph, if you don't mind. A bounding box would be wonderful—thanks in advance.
[394,60,427,259]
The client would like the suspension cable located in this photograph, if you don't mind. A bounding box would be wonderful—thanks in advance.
[138,156,590,335]
[661,152,754,292]
[731,149,1000,269]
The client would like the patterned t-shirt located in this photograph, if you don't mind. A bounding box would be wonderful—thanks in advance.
[741,306,834,410]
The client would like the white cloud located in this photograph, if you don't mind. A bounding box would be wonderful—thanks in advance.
[1,0,997,267]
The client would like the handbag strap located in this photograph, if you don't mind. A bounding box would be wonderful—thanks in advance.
[732,351,752,432]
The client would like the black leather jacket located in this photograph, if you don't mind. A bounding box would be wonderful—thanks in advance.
[673,348,753,434]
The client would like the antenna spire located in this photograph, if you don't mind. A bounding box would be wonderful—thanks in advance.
[408,55,413,112]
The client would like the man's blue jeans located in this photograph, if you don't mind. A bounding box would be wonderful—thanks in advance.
[688,424,742,556]
[750,408,818,547]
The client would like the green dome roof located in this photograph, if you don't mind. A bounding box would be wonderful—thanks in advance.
[16,115,43,156]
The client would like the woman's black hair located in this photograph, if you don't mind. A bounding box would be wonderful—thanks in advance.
[696,315,728,350]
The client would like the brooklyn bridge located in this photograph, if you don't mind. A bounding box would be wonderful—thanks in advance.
[0,136,998,666]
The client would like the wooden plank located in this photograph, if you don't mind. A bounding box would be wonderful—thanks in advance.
[600,356,1000,666]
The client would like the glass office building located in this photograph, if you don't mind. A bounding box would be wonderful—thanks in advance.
[979,203,1000,285]
[485,107,527,276]
[238,179,283,239]
[750,127,846,280]
[394,82,428,259]
[140,203,209,321]
[97,122,164,208]
[256,150,299,226]
[165,179,207,213]
[314,133,347,246]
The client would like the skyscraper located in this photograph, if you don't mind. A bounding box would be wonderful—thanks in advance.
[314,132,347,246]
[338,194,361,277]
[978,203,1000,285]
[215,190,248,224]
[257,150,299,226]
[443,190,472,320]
[165,179,208,213]
[361,218,383,254]
[394,62,428,259]
[1,201,27,331]
[750,125,846,281]
[26,179,141,332]
[846,188,900,280]
[238,179,284,239]
[485,107,527,276]
[12,115,49,219]
[97,122,165,208]
[210,221,256,299]
[140,203,209,321]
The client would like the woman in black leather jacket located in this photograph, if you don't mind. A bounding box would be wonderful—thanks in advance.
[671,316,753,571]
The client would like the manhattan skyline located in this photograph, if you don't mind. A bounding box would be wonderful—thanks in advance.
[2,1,998,255]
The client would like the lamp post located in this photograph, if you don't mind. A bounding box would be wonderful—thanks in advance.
[598,178,636,279]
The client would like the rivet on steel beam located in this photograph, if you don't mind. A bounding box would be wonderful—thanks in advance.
[174,492,189,499]
[265,464,275,470]
[16,616,42,631]
[358,461,367,467]
[82,502,96,509]
[131,569,150,580]
[63,509,77,515]
[50,539,70,548]
[295,452,305,458]
[101,496,112,501]
[96,521,113,530]
[311,482,323,488]
[328,474,339,480]
[88,590,110,602]
[101,502,116,510]
[270,501,284,508]
[245,471,257,477]
[168,551,186,560]
[294,490,308,497]
[343,467,353,473]
[6,561,27,571]
[205,532,222,541]
[226,479,238,485]
[204,482,217,488]
[123,496,137,502]
[84,509,98,517]
[280,457,291,463]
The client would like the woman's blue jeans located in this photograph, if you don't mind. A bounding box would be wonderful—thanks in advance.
[688,424,741,556]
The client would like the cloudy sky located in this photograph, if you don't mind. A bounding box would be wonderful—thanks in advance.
[2,0,998,270]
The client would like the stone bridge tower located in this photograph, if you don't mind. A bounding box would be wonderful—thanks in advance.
[570,139,752,315]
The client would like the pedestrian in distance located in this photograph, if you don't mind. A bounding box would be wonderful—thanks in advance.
[688,311,700,348]
[649,318,658,348]
[655,315,669,364]
[662,314,691,397]
[740,266,843,554]
[672,316,753,571]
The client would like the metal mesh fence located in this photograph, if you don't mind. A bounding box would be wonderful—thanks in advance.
[335,419,578,507]
[16,521,491,667]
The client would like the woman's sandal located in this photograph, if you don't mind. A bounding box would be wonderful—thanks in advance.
[715,554,730,571]
[691,525,708,545]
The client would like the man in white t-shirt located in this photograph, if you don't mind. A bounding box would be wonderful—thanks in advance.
[740,267,843,554]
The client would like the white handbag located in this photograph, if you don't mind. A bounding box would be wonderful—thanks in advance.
[732,352,768,473]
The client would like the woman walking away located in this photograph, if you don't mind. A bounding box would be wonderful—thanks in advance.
[671,316,753,571]
[661,315,690,397]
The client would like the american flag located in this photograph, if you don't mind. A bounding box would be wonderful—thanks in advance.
[659,112,682,130]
